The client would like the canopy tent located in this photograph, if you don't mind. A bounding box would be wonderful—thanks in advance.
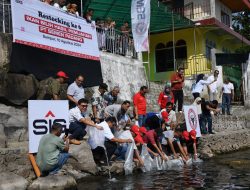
[81,0,193,34]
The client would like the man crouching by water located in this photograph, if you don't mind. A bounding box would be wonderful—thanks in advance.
[36,123,69,176]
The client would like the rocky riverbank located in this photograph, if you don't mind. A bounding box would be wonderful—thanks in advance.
[0,103,250,189]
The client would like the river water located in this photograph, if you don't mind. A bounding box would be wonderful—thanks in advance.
[78,149,250,190]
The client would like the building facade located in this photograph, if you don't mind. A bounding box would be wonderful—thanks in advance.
[146,0,250,81]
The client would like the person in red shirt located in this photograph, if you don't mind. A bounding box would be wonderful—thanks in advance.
[181,130,198,160]
[158,83,174,110]
[170,67,185,112]
[133,86,148,127]
[143,128,167,160]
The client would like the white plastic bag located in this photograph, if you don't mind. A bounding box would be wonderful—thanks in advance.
[162,160,168,170]
[124,143,134,175]
[140,144,154,172]
[186,158,193,166]
[193,158,203,163]
[86,126,105,149]
[167,158,184,169]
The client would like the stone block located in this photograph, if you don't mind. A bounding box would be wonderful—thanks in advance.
[28,175,77,190]
[68,141,97,175]
[0,172,28,190]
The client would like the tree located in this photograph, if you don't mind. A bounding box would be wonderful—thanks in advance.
[232,11,250,41]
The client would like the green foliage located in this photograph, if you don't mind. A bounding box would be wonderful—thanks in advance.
[232,11,250,41]
[235,46,250,54]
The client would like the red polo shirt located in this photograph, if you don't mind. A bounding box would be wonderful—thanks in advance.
[133,92,147,115]
[158,91,175,109]
[143,130,157,145]
[170,72,184,90]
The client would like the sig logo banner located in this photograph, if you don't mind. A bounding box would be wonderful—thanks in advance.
[183,105,201,137]
[28,100,69,153]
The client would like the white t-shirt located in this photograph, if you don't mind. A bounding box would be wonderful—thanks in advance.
[69,106,85,123]
[207,75,218,93]
[223,82,234,94]
[97,121,114,140]
[192,80,211,93]
[67,82,85,101]
[160,109,176,125]
[54,3,67,11]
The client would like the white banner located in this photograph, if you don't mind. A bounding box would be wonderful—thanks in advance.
[131,0,150,52]
[28,100,69,153]
[11,0,100,60]
[183,105,201,137]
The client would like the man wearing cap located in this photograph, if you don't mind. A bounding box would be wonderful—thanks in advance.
[181,130,198,160]
[133,86,148,127]
[104,86,120,106]
[67,74,85,109]
[91,83,109,123]
[37,71,69,100]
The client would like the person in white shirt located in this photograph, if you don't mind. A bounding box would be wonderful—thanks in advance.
[220,78,234,115]
[89,117,132,165]
[54,0,67,11]
[68,98,103,145]
[67,74,85,108]
[192,74,216,99]
[207,70,220,101]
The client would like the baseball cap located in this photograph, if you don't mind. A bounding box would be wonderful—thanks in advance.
[190,129,197,140]
[130,125,140,135]
[57,71,68,78]
[134,135,144,144]
[139,126,147,135]
[182,131,190,141]
[161,111,169,123]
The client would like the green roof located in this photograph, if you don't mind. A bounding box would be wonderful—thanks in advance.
[83,0,193,33]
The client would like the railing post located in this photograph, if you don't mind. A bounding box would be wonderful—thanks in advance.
[2,0,6,33]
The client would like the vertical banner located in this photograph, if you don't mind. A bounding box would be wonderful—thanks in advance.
[131,0,150,52]
[183,105,201,137]
[28,100,69,153]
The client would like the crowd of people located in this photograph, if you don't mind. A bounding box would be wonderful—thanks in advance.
[41,0,136,57]
[36,67,233,176]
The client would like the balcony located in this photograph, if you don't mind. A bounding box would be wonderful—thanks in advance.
[174,1,212,22]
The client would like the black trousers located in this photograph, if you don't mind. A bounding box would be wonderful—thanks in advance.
[173,89,184,112]
[69,121,86,140]
[92,141,117,163]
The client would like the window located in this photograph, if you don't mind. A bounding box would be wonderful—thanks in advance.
[206,39,216,60]
[155,43,168,73]
[221,11,230,26]
[165,41,175,71]
[175,40,187,69]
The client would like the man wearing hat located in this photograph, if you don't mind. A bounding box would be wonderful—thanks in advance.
[37,71,69,100]
[181,129,198,160]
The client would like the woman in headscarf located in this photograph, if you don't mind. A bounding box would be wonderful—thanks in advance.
[192,74,216,99]
[158,82,174,110]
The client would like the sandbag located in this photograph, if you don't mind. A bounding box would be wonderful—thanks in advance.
[167,158,184,169]
[124,143,134,175]
[140,144,154,172]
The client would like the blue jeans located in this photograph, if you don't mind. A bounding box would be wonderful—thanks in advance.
[138,114,146,127]
[200,114,212,134]
[222,93,231,114]
[49,152,70,174]
[114,143,128,160]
